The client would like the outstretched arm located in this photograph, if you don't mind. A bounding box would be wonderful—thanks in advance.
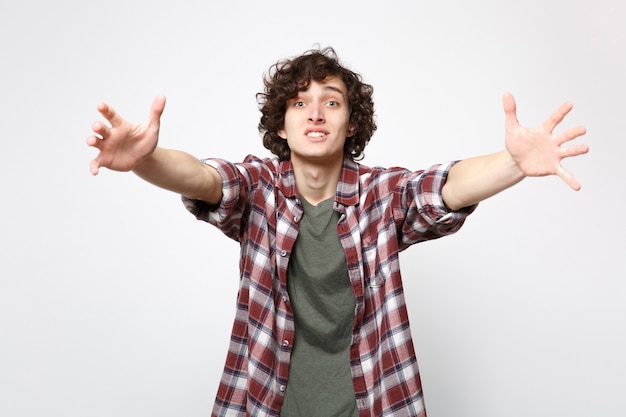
[442,93,589,211]
[87,95,222,204]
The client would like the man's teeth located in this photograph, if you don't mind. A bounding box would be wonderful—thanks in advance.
[307,132,325,137]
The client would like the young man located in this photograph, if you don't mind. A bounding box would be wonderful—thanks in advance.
[87,47,588,417]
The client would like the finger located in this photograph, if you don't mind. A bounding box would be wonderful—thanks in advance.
[554,125,587,146]
[96,101,125,127]
[91,121,109,139]
[543,101,573,133]
[502,92,519,130]
[89,157,101,176]
[556,165,582,191]
[148,95,166,125]
[86,134,102,149]
[561,143,590,158]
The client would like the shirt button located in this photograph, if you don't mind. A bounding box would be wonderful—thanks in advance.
[283,340,290,347]
[279,385,286,392]
[280,250,287,257]
[293,216,300,223]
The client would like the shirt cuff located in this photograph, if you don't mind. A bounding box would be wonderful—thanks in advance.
[418,161,477,225]
[181,158,241,222]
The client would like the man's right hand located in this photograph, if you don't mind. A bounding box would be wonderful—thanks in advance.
[87,95,166,176]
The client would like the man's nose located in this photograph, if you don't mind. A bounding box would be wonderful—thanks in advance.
[308,103,324,122]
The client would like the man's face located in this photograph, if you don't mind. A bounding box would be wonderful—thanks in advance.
[279,76,353,165]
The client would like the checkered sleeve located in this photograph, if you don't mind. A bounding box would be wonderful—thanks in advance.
[181,158,251,242]
[397,161,477,247]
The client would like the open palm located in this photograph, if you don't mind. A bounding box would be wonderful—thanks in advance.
[503,93,588,190]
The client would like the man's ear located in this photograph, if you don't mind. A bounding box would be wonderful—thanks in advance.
[278,129,287,139]
[347,124,355,137]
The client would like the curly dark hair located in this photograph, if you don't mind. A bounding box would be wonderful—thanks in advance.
[257,47,376,161]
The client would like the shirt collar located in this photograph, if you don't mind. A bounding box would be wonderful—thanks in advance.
[278,157,360,207]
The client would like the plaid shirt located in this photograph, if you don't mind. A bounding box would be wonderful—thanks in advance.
[183,155,475,417]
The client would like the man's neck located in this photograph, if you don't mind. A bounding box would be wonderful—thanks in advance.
[291,156,343,206]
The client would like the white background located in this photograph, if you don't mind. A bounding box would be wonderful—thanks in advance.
[1,1,624,416]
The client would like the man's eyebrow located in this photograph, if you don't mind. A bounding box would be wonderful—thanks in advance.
[323,85,346,96]
[293,84,347,99]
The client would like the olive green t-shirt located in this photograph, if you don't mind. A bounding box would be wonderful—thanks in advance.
[280,197,358,417]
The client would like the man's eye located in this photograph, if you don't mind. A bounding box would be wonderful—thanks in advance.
[294,101,305,107]
[327,101,338,107]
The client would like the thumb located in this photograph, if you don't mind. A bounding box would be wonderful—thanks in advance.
[148,95,167,125]
[89,156,102,176]
[502,92,518,130]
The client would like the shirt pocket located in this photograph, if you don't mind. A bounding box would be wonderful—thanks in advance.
[361,227,395,289]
